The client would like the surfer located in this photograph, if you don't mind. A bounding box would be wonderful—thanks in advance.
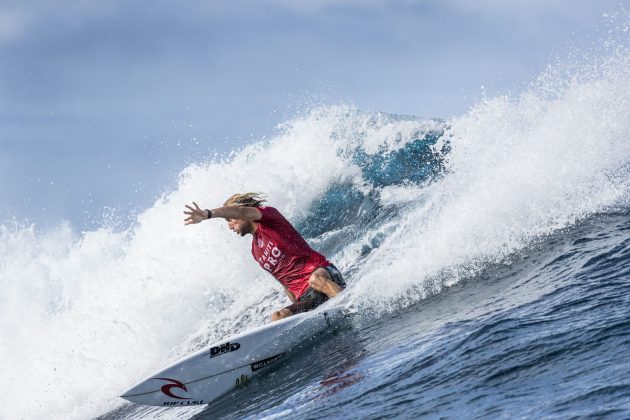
[184,193,345,321]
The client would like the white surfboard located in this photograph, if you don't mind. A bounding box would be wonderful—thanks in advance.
[120,305,347,407]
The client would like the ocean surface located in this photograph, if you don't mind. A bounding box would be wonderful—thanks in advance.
[2,45,630,420]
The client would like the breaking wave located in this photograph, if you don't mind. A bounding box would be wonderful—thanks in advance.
[1,47,630,420]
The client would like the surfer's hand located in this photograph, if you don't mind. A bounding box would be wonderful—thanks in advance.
[184,202,209,225]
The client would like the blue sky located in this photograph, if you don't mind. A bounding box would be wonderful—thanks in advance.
[0,0,621,230]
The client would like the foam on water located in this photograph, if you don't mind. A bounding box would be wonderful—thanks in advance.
[2,48,630,420]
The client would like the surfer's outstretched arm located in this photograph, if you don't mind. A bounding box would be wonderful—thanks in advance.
[184,202,262,225]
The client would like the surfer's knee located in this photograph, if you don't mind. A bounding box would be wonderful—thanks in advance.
[271,308,293,322]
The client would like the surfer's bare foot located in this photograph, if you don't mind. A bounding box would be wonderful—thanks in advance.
[309,269,343,298]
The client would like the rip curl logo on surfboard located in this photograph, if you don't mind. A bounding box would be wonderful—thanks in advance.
[153,377,191,400]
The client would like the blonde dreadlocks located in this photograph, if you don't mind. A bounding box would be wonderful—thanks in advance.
[223,192,267,207]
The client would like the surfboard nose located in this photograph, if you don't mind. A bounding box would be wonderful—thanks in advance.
[120,381,152,402]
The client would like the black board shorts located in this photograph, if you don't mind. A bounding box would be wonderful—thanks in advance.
[284,265,346,314]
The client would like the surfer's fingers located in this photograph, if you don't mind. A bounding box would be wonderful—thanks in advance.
[193,202,202,210]
[185,204,195,212]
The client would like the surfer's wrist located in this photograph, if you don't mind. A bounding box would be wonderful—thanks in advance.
[205,209,213,219]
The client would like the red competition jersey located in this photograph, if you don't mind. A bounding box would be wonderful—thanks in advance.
[251,206,330,299]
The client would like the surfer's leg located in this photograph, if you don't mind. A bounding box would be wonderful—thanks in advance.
[309,267,344,298]
[272,267,345,321]
[272,290,326,321]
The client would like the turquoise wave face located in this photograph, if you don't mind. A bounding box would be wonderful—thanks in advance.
[352,129,446,188]
[299,124,446,239]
